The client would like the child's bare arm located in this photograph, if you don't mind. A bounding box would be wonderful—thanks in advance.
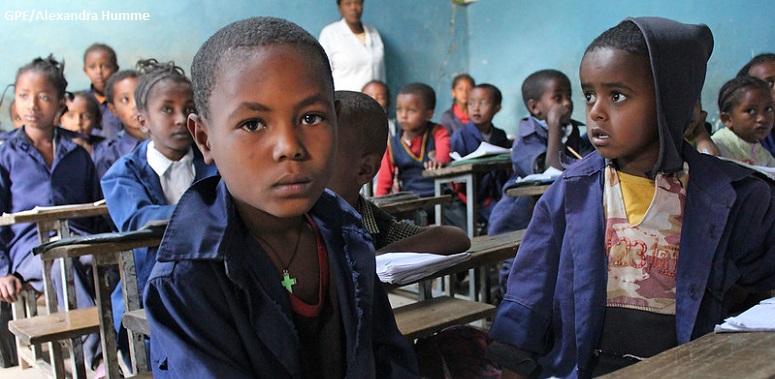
[545,103,573,170]
[375,225,471,255]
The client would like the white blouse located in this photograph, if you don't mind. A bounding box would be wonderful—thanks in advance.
[319,18,386,91]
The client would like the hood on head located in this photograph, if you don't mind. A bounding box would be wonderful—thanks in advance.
[627,17,714,177]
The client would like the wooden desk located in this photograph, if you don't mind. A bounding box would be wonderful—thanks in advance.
[34,227,165,379]
[1,202,108,379]
[505,183,552,198]
[422,157,512,238]
[601,332,775,379]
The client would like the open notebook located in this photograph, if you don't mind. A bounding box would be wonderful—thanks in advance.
[376,252,471,285]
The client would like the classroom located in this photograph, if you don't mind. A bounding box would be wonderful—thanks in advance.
[0,0,774,378]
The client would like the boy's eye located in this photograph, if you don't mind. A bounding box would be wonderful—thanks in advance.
[18,93,28,99]
[240,119,265,132]
[583,93,596,104]
[611,93,627,103]
[765,106,774,113]
[40,95,50,101]
[301,114,324,125]
[161,106,172,113]
[746,108,757,115]
[120,97,129,104]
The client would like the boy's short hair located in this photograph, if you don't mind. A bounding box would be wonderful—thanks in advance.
[335,90,388,156]
[191,17,333,121]
[585,20,649,59]
[398,82,436,110]
[736,53,775,78]
[718,76,772,114]
[83,43,118,66]
[521,69,570,109]
[105,69,140,105]
[451,73,474,89]
[475,83,502,106]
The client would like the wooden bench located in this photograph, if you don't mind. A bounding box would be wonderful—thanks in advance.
[393,296,496,340]
[1,202,109,379]
[28,223,165,378]
[8,307,100,346]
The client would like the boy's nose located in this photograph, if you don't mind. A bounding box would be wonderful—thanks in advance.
[273,126,306,161]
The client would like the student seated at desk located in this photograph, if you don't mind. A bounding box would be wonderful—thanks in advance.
[375,82,451,198]
[100,59,217,365]
[95,69,148,179]
[0,55,108,374]
[737,53,775,157]
[143,17,417,378]
[487,17,775,378]
[487,69,593,294]
[450,83,511,225]
[711,76,775,167]
[328,90,470,255]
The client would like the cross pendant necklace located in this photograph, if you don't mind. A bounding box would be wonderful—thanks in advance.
[280,270,297,293]
[253,220,304,294]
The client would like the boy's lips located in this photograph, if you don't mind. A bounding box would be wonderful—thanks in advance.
[274,174,313,195]
[589,127,611,146]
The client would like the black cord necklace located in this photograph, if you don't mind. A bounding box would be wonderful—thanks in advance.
[253,220,304,294]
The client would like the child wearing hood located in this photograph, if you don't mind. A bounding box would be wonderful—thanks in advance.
[487,17,775,379]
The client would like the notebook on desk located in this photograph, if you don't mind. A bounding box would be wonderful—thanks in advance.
[376,252,471,285]
[715,296,775,332]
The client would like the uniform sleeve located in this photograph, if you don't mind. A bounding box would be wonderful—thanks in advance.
[488,185,565,360]
[0,160,11,276]
[144,262,257,379]
[101,160,174,233]
[370,275,420,377]
[432,125,451,164]
[511,132,548,177]
[375,147,395,196]
[728,178,775,292]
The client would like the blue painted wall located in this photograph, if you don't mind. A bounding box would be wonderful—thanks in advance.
[1,0,772,137]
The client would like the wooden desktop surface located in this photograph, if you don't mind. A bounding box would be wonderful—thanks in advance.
[0,203,108,226]
[601,331,775,379]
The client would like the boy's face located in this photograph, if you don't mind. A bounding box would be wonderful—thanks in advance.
[362,83,389,110]
[580,47,660,175]
[83,49,118,95]
[451,78,473,107]
[139,80,195,160]
[107,77,144,140]
[189,45,336,220]
[468,87,500,129]
[15,70,64,131]
[720,87,774,143]
[61,96,96,135]
[396,93,432,133]
[530,77,573,122]
[748,61,775,103]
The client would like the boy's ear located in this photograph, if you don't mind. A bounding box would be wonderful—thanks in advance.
[494,104,502,116]
[357,153,382,186]
[137,114,150,134]
[719,112,733,129]
[107,102,116,115]
[188,113,214,164]
[424,108,434,122]
[527,99,541,118]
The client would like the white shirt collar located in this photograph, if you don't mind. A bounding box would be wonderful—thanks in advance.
[146,140,194,178]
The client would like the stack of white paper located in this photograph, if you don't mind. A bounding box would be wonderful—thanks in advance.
[376,252,471,285]
[715,297,775,332]
[450,142,511,161]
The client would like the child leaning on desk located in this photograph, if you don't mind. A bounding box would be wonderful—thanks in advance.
[450,83,512,224]
[487,69,593,294]
[327,90,470,255]
[375,82,452,197]
[142,17,418,378]
[487,17,775,379]
[0,55,108,371]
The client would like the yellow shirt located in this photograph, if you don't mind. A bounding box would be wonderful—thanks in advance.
[616,171,655,225]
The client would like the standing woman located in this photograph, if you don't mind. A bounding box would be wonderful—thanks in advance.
[319,0,386,91]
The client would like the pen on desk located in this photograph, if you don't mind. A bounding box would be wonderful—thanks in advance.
[567,146,583,160]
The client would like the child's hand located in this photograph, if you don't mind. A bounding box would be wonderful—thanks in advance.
[424,160,445,171]
[0,274,23,303]
[547,103,572,129]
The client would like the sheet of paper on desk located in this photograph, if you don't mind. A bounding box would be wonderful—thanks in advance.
[509,166,563,187]
[376,252,471,285]
[450,142,511,161]
[2,200,107,217]
[715,296,775,332]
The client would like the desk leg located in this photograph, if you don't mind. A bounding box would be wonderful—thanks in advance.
[93,254,120,379]
[434,179,442,227]
[120,250,148,375]
[465,174,475,238]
